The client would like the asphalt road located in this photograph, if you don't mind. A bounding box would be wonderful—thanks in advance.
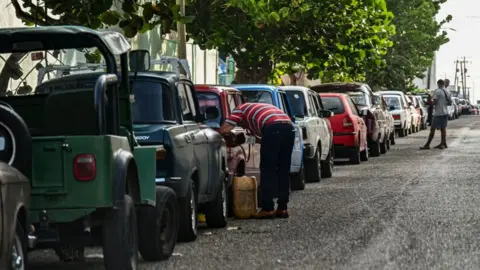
[30,115,480,270]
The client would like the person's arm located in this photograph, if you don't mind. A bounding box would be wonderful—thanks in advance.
[219,108,243,135]
[431,91,438,106]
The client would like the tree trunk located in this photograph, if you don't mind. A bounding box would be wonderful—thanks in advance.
[0,53,26,96]
[288,73,297,86]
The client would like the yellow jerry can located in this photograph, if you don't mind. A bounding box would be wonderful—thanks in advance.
[232,176,258,219]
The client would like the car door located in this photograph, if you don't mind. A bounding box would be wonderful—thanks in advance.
[179,82,212,196]
[279,91,303,172]
[347,97,367,143]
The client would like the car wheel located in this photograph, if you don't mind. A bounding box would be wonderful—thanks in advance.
[290,165,306,190]
[380,139,387,154]
[386,136,391,150]
[370,140,380,157]
[350,147,361,165]
[398,129,405,137]
[360,141,369,161]
[11,221,27,270]
[138,186,179,261]
[103,195,138,270]
[178,181,198,242]
[320,147,334,178]
[390,131,396,145]
[305,147,321,183]
[205,178,228,229]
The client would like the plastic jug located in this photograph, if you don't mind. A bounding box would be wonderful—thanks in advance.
[232,176,258,219]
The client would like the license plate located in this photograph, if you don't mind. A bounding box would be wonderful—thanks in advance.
[246,135,256,145]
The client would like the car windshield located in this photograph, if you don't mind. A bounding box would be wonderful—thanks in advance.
[347,92,368,106]
[241,90,274,104]
[321,97,345,114]
[384,95,402,110]
[196,92,223,128]
[285,91,307,117]
[131,80,175,123]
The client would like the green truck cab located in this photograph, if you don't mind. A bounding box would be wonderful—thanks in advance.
[0,26,179,269]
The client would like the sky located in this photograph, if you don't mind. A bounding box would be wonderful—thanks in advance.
[436,0,479,101]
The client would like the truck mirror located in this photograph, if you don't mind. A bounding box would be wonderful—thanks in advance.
[129,50,150,72]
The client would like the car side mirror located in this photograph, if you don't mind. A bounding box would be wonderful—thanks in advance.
[129,49,151,72]
[319,109,334,118]
[205,106,220,120]
[389,106,395,111]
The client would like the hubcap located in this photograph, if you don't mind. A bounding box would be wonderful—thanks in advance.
[190,190,197,234]
[11,234,24,270]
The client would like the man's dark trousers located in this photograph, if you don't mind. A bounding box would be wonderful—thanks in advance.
[259,122,295,211]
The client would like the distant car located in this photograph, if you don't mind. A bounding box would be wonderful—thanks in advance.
[319,93,368,164]
[452,97,461,118]
[414,95,428,130]
[373,93,395,150]
[405,95,421,133]
[312,82,387,157]
[379,91,412,137]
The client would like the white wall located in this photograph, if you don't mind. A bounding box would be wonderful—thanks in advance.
[413,56,437,90]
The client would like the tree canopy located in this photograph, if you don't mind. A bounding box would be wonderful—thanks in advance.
[365,0,452,90]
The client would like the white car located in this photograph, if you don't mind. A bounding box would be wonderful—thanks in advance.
[380,91,412,137]
[406,95,421,133]
[281,86,334,182]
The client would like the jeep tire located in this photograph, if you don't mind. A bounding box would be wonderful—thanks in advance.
[103,194,138,270]
[138,186,179,261]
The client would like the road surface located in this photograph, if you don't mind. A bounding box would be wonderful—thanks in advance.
[30,115,480,269]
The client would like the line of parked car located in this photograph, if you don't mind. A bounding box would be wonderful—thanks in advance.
[0,26,464,270]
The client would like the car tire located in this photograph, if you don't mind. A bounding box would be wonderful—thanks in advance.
[360,142,369,161]
[290,165,306,190]
[0,105,32,178]
[205,178,228,229]
[398,129,405,137]
[380,139,387,154]
[178,181,198,242]
[103,195,138,270]
[390,131,396,145]
[11,221,28,270]
[350,147,361,165]
[386,136,391,150]
[138,186,179,261]
[305,147,321,183]
[320,147,334,178]
[370,140,381,157]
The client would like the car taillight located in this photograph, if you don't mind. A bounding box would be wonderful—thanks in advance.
[392,114,400,120]
[343,117,353,127]
[73,154,96,181]
[156,146,167,160]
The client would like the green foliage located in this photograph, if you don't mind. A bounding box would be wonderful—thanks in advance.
[186,0,395,83]
[366,0,452,91]
[10,0,189,38]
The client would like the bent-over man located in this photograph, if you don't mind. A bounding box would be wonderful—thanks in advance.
[219,103,295,219]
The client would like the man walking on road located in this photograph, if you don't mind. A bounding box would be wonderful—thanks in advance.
[218,103,295,219]
[421,79,452,150]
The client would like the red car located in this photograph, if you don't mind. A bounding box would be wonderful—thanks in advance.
[319,93,369,164]
[194,85,261,190]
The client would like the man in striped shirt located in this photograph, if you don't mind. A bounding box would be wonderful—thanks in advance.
[219,102,295,219]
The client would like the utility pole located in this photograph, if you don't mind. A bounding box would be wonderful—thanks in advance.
[176,0,187,75]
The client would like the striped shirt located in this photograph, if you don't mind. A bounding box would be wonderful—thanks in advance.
[225,103,291,137]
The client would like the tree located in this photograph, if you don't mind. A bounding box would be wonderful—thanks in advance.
[366,0,452,91]
[186,0,395,84]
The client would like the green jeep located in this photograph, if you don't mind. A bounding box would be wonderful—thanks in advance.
[0,26,179,269]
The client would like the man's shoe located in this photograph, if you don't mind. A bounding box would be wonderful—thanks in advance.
[252,210,275,219]
[275,209,289,219]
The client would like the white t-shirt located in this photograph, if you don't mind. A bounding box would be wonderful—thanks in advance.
[433,88,451,116]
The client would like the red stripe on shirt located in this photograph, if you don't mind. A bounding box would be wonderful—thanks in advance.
[226,102,291,137]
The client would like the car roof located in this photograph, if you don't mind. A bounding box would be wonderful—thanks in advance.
[195,85,240,94]
[318,93,348,98]
[311,82,364,92]
[232,84,279,91]
[379,90,405,95]
[0,26,131,55]
[278,86,310,92]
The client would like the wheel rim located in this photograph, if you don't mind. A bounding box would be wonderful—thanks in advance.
[0,122,16,165]
[190,190,197,235]
[11,233,24,270]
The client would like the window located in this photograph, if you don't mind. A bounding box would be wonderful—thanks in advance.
[322,97,345,115]
[197,92,222,127]
[309,93,320,116]
[383,95,402,110]
[235,93,244,106]
[184,84,197,116]
[131,80,175,123]
[314,94,324,110]
[277,93,285,111]
[348,92,369,106]
[279,93,289,113]
[286,91,307,117]
[347,97,359,116]
[242,90,273,104]
[227,94,237,112]
[178,83,194,121]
